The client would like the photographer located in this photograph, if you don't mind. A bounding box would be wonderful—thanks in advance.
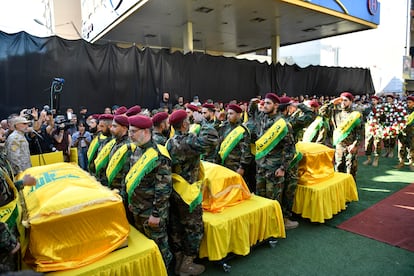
[52,116,72,162]
[25,108,55,155]
[71,120,91,170]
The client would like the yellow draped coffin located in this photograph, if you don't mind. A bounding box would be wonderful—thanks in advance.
[18,163,130,272]
[296,142,335,185]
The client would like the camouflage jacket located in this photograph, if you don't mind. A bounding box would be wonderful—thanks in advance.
[320,102,362,147]
[217,120,253,171]
[106,134,131,191]
[166,125,219,184]
[128,140,172,218]
[152,131,167,146]
[285,103,316,142]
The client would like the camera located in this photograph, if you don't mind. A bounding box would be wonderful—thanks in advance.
[23,109,34,120]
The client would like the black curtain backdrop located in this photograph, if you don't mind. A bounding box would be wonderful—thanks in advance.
[0,31,375,119]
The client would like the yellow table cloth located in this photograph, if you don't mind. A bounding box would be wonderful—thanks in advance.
[30,151,64,166]
[200,195,286,260]
[293,172,359,223]
[47,227,167,276]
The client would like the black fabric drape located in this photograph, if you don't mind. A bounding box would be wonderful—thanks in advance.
[0,31,375,119]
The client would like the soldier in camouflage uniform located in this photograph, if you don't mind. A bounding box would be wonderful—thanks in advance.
[396,95,414,170]
[362,95,383,167]
[151,112,170,145]
[248,93,298,229]
[217,104,253,180]
[5,116,32,175]
[166,109,219,275]
[319,92,362,179]
[200,103,220,163]
[126,115,172,267]
[278,96,314,228]
[1,152,36,273]
[87,114,113,174]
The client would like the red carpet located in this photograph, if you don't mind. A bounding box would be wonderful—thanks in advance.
[338,183,414,252]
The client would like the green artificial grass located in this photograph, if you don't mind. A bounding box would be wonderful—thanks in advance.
[198,150,414,276]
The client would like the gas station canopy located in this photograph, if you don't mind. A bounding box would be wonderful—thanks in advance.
[82,0,380,54]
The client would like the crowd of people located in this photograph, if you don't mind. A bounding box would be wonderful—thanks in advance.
[1,91,413,275]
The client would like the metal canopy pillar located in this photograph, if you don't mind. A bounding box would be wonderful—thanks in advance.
[271,35,280,64]
[183,21,193,54]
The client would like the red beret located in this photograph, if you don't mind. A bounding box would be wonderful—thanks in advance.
[92,114,100,120]
[114,106,127,115]
[279,96,293,105]
[186,104,199,112]
[128,115,153,129]
[201,103,215,110]
[114,115,129,127]
[169,110,188,125]
[227,104,242,113]
[309,100,319,108]
[152,112,169,125]
[126,105,142,116]
[407,95,414,102]
[340,92,354,101]
[98,114,114,121]
[371,95,380,101]
[265,93,280,104]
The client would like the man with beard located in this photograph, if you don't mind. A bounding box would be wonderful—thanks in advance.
[186,104,201,135]
[151,112,170,145]
[166,110,218,275]
[200,103,220,162]
[320,92,362,179]
[126,114,172,268]
[87,114,113,175]
[217,104,253,183]
[248,93,297,229]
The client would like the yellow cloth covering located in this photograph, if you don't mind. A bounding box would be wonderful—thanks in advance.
[30,151,64,166]
[18,163,130,272]
[47,227,167,276]
[202,161,251,213]
[293,172,359,223]
[296,142,335,185]
[200,195,286,260]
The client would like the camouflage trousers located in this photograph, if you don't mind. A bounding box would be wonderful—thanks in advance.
[365,132,382,157]
[256,165,297,217]
[397,135,414,163]
[335,144,358,179]
[134,210,172,267]
[169,191,203,257]
[0,224,19,273]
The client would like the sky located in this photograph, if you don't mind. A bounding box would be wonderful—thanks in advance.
[280,0,409,93]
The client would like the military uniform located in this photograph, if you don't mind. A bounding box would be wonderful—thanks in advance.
[166,124,218,259]
[287,103,315,142]
[249,100,296,217]
[200,119,220,162]
[320,100,362,179]
[217,120,253,175]
[0,153,23,273]
[87,133,112,174]
[152,131,167,145]
[5,130,31,174]
[128,140,172,266]
[397,105,414,168]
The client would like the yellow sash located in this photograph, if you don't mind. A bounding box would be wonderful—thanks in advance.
[0,169,19,229]
[94,139,116,174]
[172,163,205,212]
[302,116,323,142]
[106,143,137,186]
[255,118,288,160]
[87,133,107,164]
[189,124,201,135]
[407,111,414,126]
[125,145,171,204]
[218,125,245,164]
[333,111,361,146]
